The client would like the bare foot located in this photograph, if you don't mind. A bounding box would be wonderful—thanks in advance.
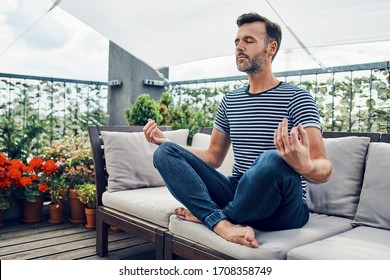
[213,219,260,248]
[174,207,201,223]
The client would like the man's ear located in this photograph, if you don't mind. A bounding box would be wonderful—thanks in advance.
[268,41,277,55]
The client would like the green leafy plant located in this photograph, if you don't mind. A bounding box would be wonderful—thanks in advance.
[48,175,69,205]
[0,190,12,210]
[63,155,95,187]
[0,78,107,159]
[158,92,174,125]
[40,135,95,187]
[0,114,46,162]
[75,183,96,209]
[170,103,212,144]
[125,93,163,125]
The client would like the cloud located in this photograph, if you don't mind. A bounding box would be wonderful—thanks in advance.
[0,0,109,81]
[2,0,71,50]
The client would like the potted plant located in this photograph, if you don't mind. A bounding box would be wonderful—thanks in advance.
[75,183,96,229]
[48,175,69,224]
[7,156,57,224]
[61,140,95,225]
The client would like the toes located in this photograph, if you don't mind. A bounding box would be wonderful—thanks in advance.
[174,207,184,215]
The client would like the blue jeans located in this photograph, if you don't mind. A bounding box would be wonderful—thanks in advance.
[153,142,309,231]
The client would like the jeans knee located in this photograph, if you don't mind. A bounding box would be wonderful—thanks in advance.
[253,150,295,177]
[153,142,176,167]
[261,150,284,164]
[256,150,284,166]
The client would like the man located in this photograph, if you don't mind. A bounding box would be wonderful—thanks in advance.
[143,13,332,248]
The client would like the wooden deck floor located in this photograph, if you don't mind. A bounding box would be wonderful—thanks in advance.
[0,211,156,260]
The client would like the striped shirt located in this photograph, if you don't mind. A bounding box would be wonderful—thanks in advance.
[214,82,322,198]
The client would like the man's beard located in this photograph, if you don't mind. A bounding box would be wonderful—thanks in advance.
[236,49,267,74]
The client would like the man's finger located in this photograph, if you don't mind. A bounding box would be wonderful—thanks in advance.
[297,124,308,146]
[290,127,300,146]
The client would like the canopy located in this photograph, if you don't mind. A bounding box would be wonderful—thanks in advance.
[56,0,390,70]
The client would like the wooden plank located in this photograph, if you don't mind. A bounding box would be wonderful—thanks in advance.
[0,217,156,260]
[36,236,152,260]
[0,225,91,247]
[0,220,83,240]
[0,231,95,258]
[0,230,135,258]
[0,231,135,259]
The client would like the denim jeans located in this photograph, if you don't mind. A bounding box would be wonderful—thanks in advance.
[153,142,309,231]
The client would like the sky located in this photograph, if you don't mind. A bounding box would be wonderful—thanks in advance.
[1,0,389,83]
[0,0,108,81]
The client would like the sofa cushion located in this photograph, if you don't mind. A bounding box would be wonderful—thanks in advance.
[191,132,234,176]
[102,186,183,227]
[168,213,352,259]
[352,143,390,230]
[101,129,189,192]
[287,226,390,260]
[306,136,370,219]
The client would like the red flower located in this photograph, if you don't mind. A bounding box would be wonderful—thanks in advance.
[19,176,33,187]
[29,157,43,170]
[0,166,11,190]
[7,167,22,180]
[37,184,49,193]
[41,160,58,175]
[9,159,25,169]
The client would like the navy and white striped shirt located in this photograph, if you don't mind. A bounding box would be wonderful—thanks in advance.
[214,82,322,198]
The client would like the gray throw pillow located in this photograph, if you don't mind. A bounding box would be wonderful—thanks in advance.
[101,129,189,192]
[306,136,370,219]
[352,143,390,229]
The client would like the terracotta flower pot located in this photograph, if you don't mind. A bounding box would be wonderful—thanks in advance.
[48,203,64,224]
[85,208,96,229]
[21,197,44,224]
[68,189,86,225]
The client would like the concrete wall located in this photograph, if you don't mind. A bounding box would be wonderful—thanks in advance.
[107,41,168,125]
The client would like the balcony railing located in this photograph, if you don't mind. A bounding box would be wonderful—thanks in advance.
[168,61,390,133]
[1,61,389,143]
[0,73,108,141]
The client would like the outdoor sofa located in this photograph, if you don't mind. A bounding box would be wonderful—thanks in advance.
[88,125,390,260]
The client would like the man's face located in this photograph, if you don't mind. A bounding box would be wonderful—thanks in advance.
[235,22,270,74]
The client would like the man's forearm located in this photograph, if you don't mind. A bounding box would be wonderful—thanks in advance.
[302,158,332,184]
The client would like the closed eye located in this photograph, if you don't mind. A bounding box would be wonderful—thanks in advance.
[235,36,256,46]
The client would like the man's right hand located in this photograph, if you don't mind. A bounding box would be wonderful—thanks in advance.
[143,119,169,145]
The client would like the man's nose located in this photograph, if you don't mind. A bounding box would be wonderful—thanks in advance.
[235,41,245,52]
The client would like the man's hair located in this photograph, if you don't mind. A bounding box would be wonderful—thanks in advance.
[236,13,282,60]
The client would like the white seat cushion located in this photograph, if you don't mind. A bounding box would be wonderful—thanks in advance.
[168,213,353,259]
[288,226,390,260]
[102,187,183,227]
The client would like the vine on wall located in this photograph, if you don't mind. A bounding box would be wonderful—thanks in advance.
[0,78,107,161]
[167,69,390,133]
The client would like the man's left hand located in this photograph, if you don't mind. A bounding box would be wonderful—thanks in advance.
[274,118,314,175]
